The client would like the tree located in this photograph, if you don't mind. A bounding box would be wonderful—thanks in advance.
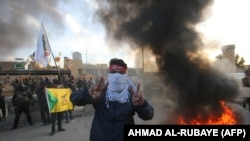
[235,54,245,69]
[215,54,245,69]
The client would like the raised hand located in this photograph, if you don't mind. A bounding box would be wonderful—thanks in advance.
[130,83,145,106]
[88,77,108,99]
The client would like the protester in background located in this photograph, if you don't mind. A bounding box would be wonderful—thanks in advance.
[0,83,6,121]
[11,78,20,94]
[12,83,34,129]
[36,79,51,125]
[242,68,250,110]
[64,75,75,122]
[50,80,65,136]
[76,76,84,90]
[70,58,154,141]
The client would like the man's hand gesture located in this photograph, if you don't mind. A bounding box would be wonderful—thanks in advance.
[130,83,145,106]
[89,77,107,99]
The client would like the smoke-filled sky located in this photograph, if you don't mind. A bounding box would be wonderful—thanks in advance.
[0,0,136,66]
[0,0,250,68]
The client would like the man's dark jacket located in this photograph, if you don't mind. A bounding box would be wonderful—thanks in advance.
[70,89,154,141]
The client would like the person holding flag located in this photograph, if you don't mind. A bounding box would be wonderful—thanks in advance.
[46,79,73,136]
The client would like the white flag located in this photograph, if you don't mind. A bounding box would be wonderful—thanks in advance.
[34,23,52,68]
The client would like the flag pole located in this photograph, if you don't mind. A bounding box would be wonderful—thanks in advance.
[41,23,63,82]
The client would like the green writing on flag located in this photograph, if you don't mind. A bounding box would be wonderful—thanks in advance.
[46,88,73,113]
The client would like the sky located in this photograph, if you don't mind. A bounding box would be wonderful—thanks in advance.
[0,0,250,69]
[199,0,250,64]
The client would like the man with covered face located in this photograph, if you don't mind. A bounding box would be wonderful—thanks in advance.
[70,58,154,141]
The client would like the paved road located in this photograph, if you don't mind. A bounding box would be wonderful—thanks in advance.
[0,105,94,141]
[1,99,249,141]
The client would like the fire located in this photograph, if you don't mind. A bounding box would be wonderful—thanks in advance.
[178,101,238,125]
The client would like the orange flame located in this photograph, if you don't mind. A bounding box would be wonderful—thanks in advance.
[178,101,238,125]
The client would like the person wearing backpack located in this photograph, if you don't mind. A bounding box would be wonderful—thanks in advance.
[12,83,34,129]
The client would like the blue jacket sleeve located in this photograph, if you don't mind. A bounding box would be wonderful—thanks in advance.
[134,100,154,120]
[70,89,93,106]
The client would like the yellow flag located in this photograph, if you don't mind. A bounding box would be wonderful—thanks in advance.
[46,88,73,113]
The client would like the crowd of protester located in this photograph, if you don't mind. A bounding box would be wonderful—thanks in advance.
[0,74,98,129]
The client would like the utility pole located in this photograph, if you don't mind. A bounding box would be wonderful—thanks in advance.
[142,47,144,72]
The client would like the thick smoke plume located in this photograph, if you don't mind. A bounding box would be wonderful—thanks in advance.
[96,0,242,123]
[0,0,66,58]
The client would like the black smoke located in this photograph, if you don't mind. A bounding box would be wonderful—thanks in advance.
[0,0,67,58]
[95,0,241,123]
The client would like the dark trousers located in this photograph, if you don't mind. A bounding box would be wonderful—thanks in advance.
[64,110,73,122]
[0,98,6,119]
[13,103,33,128]
[51,112,64,132]
[39,105,51,124]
